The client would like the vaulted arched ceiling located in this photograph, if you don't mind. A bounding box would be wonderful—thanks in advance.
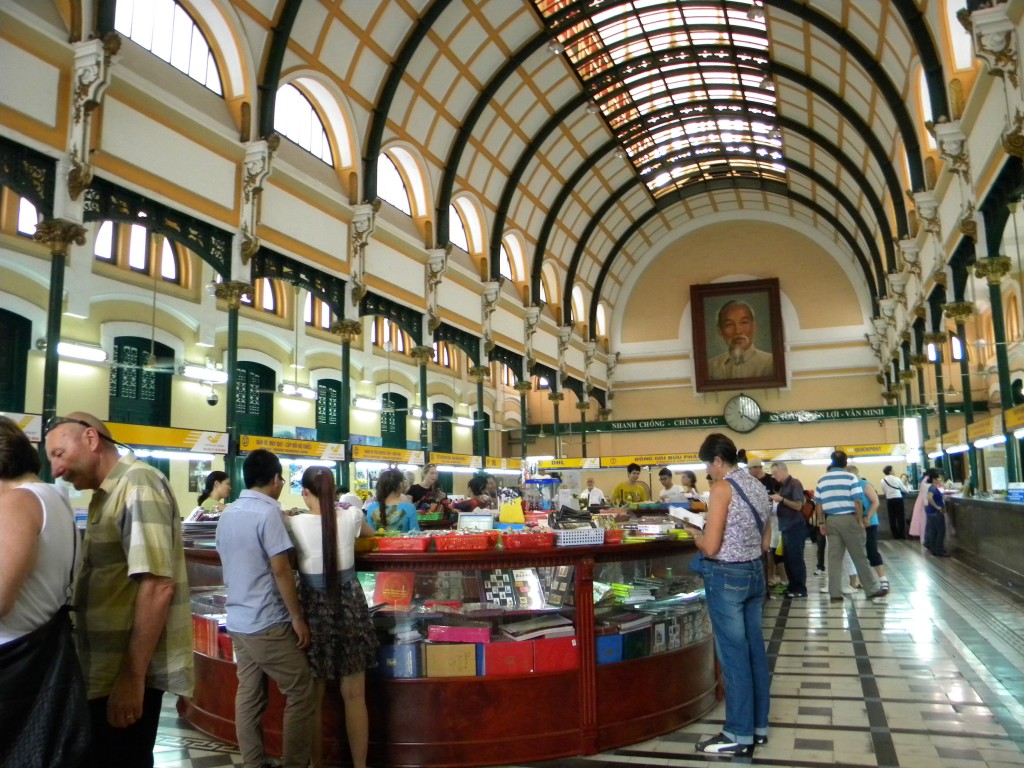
[259,0,951,340]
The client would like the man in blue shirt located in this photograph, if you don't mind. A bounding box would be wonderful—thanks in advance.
[216,449,316,768]
[814,451,887,601]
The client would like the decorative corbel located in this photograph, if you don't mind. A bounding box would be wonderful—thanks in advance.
[524,305,541,362]
[942,301,976,325]
[971,3,1019,89]
[928,120,971,185]
[886,273,907,303]
[238,137,276,265]
[350,201,379,305]
[872,318,889,337]
[425,245,450,332]
[879,297,899,325]
[481,279,501,352]
[557,326,572,377]
[900,239,922,277]
[959,200,978,241]
[606,351,620,382]
[68,33,121,201]
[913,191,941,238]
[1003,108,1024,159]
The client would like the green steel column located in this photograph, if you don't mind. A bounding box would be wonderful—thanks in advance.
[333,319,361,489]
[515,380,532,470]
[976,258,1018,481]
[216,282,250,500]
[549,390,563,459]
[577,401,589,459]
[925,332,951,477]
[944,303,978,492]
[33,221,85,478]
[468,365,489,464]
[412,346,432,456]
[913,353,931,469]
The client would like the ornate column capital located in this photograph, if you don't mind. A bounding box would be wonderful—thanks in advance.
[468,364,490,384]
[33,219,86,256]
[214,280,253,310]
[923,331,948,345]
[899,369,916,383]
[910,353,930,368]
[410,345,434,364]
[330,318,362,344]
[547,391,564,403]
[513,381,533,394]
[575,400,591,413]
[942,301,976,324]
[597,407,613,421]
[974,255,1013,284]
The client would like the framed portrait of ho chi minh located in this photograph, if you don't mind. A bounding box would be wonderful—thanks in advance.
[690,278,786,393]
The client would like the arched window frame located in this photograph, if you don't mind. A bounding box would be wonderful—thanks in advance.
[371,317,412,355]
[917,66,937,151]
[571,286,585,328]
[92,221,187,287]
[304,293,334,331]
[501,234,526,284]
[452,195,484,256]
[274,82,334,166]
[431,341,455,369]
[114,0,224,95]
[448,203,471,252]
[596,302,608,337]
[241,277,282,316]
[943,1,977,73]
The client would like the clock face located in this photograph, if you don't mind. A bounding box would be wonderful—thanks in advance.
[724,395,761,433]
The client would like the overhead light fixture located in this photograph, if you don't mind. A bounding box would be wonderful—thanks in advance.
[279,382,317,400]
[547,40,564,55]
[759,75,774,90]
[944,444,970,454]
[411,408,434,420]
[353,396,382,412]
[747,3,764,20]
[974,435,1006,449]
[769,126,782,139]
[586,102,601,116]
[614,149,627,160]
[49,340,108,363]
[927,450,944,459]
[180,364,228,384]
[455,416,475,427]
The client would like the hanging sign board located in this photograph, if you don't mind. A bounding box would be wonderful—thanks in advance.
[239,435,344,460]
[940,428,966,448]
[485,457,523,470]
[0,412,43,442]
[967,414,1002,443]
[351,445,424,464]
[835,444,901,457]
[110,423,229,454]
[536,457,600,470]
[430,451,476,468]
[601,452,701,468]
[1005,404,1024,432]
[923,437,943,454]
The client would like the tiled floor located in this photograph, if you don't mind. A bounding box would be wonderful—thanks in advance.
[156,538,1024,767]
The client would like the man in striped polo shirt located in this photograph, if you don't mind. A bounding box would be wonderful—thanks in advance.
[814,450,887,601]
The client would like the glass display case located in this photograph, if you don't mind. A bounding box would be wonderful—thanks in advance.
[181,540,717,767]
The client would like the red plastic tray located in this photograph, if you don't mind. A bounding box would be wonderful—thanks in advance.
[501,532,556,550]
[603,529,625,544]
[375,536,432,552]
[433,534,491,551]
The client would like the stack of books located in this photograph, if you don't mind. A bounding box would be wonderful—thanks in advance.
[499,614,574,641]
[597,609,654,633]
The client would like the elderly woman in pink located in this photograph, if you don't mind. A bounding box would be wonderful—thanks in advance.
[908,473,931,541]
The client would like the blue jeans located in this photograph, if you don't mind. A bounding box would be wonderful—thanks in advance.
[701,558,770,744]
[781,525,808,594]
[924,512,947,555]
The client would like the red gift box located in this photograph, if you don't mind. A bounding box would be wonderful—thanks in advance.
[532,636,579,673]
[428,624,492,644]
[482,640,534,676]
[217,631,234,661]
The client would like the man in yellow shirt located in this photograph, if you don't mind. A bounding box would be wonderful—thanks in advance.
[612,463,649,504]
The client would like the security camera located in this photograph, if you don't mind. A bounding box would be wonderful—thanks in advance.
[206,391,219,406]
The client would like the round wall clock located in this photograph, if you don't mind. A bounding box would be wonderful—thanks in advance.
[723,394,761,433]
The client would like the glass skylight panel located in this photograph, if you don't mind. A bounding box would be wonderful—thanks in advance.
[534,0,784,197]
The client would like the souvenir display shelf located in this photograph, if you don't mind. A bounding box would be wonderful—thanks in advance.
[181,540,717,767]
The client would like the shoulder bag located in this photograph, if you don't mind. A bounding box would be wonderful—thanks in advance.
[688,478,766,574]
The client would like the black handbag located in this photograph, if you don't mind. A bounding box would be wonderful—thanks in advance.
[0,502,88,768]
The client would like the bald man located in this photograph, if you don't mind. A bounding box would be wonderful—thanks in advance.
[45,412,192,768]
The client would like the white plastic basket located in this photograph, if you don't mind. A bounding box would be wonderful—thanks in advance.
[555,528,605,547]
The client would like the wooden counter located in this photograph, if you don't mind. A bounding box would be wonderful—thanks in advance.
[181,541,718,767]
[945,496,1024,584]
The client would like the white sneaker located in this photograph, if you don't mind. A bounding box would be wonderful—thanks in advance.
[819,585,828,593]
[842,585,855,594]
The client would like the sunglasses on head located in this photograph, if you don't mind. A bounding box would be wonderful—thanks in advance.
[43,416,118,445]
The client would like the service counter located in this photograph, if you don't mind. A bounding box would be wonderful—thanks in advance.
[945,496,1024,585]
[181,541,718,767]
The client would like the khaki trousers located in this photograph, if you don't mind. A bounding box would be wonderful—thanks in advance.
[230,622,316,768]
[825,514,882,598]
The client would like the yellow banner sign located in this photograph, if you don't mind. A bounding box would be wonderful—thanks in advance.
[0,412,42,442]
[109,423,229,454]
[1005,404,1024,431]
[484,457,523,470]
[924,437,943,454]
[967,414,1002,443]
[601,453,700,468]
[430,451,476,468]
[836,444,899,457]
[941,428,966,447]
[537,457,601,469]
[351,445,424,464]
[239,435,344,460]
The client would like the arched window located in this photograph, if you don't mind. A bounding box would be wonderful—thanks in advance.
[304,293,334,330]
[241,278,280,315]
[377,153,411,215]
[539,280,548,303]
[944,1,976,71]
[371,318,412,354]
[16,198,37,237]
[918,68,937,150]
[432,341,454,369]
[0,309,31,412]
[502,237,526,283]
[596,303,608,336]
[381,392,408,449]
[571,286,585,325]
[499,244,514,281]
[114,0,222,95]
[449,203,470,252]
[235,361,274,437]
[452,197,483,253]
[316,378,342,442]
[93,222,185,285]
[109,336,173,426]
[275,83,334,165]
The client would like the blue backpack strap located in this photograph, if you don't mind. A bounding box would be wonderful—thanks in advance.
[726,478,766,536]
